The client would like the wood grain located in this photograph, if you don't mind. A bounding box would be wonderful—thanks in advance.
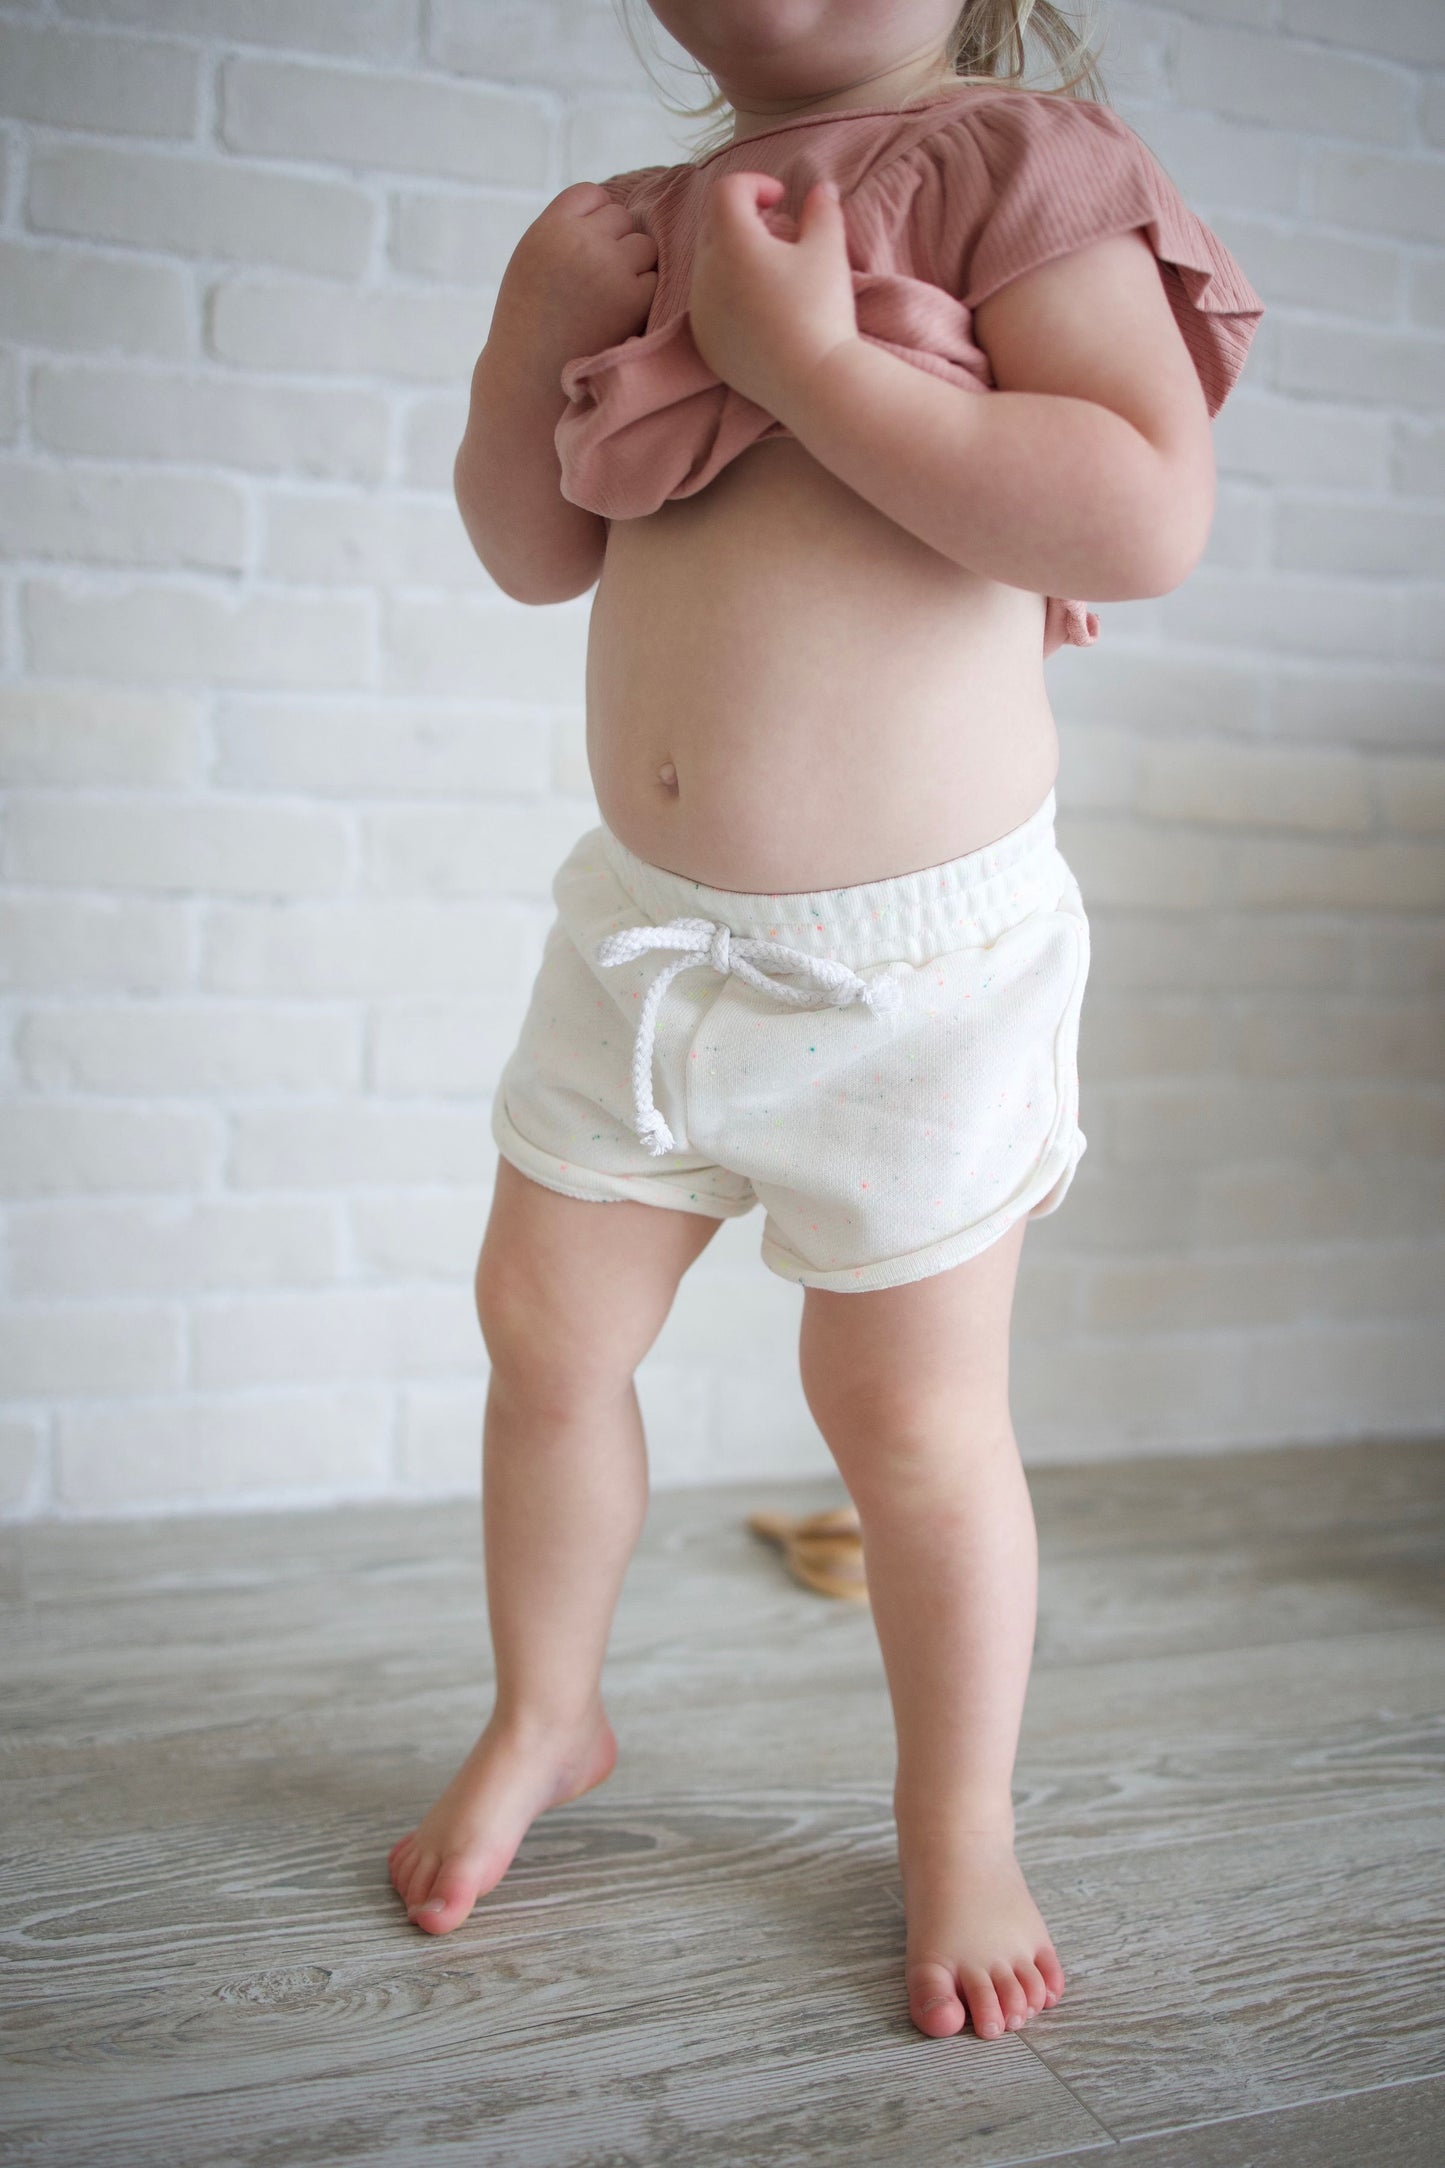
[1,1435,1442,2166]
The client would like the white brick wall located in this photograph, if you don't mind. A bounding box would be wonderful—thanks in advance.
[2,0,1443,1520]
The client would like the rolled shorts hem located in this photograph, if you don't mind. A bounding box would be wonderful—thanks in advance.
[491,1099,759,1221]
[757,1128,1087,1293]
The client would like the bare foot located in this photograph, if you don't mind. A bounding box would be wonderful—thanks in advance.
[897,1818,1066,2040]
[387,1704,618,1935]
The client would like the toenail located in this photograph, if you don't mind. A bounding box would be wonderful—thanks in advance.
[413,1900,445,1915]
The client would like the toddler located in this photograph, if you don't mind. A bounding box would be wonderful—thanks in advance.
[387,0,1263,2041]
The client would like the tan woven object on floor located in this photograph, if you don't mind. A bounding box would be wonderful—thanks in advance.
[745,1503,869,1603]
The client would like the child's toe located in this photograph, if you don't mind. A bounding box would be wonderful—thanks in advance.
[407,1868,479,1934]
[958,1968,1005,2040]
[906,1960,966,2036]
[990,1965,1030,2028]
[401,1853,442,1912]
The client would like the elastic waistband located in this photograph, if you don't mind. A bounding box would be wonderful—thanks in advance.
[597,784,1069,969]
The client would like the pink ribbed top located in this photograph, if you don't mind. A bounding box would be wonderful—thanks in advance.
[555,86,1265,657]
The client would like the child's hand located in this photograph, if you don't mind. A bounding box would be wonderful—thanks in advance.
[493,182,659,376]
[688,172,860,418]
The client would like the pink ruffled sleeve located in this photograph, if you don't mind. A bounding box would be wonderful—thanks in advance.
[930,93,1264,419]
[907,93,1263,655]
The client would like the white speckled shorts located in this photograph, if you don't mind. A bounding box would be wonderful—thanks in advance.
[490,783,1090,1293]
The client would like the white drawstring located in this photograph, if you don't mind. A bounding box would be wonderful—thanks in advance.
[594,914,902,1156]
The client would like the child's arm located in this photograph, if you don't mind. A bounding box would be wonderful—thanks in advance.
[454,333,609,605]
[454,182,658,605]
[768,226,1216,605]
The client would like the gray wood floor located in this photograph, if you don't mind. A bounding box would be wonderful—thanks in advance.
[2,1435,1443,2168]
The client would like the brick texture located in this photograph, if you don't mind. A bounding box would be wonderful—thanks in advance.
[2,1,1441,1516]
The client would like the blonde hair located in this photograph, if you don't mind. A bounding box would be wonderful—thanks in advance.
[613,2,1110,163]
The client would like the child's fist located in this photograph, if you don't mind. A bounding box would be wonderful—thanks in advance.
[496,181,659,369]
[688,173,859,418]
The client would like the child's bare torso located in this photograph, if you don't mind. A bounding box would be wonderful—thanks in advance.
[584,432,1060,895]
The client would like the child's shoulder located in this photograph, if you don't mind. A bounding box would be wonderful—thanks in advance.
[868,84,1175,240]
[589,87,1158,236]
[889,79,1137,159]
[592,161,676,210]
[886,87,1264,417]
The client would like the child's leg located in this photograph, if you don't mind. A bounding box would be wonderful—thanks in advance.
[390,1153,724,1934]
[796,1215,1067,2040]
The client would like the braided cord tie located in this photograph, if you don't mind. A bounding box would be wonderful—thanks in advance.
[594,915,902,1156]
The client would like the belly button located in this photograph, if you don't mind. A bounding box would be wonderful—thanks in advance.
[657,760,679,792]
